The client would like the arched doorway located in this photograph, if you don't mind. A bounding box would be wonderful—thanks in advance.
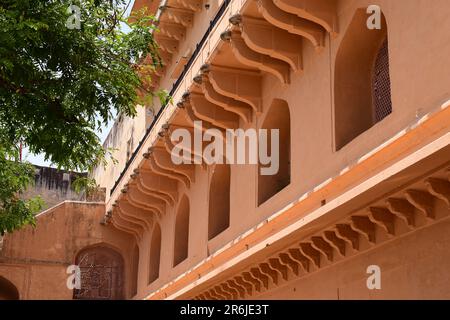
[0,276,19,300]
[73,245,125,300]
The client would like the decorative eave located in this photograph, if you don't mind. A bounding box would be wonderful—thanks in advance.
[131,0,161,17]
[109,0,339,213]
[104,1,450,300]
[131,0,203,89]
[103,0,450,300]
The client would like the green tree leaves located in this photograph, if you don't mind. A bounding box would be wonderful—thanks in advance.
[0,146,44,234]
[0,0,163,233]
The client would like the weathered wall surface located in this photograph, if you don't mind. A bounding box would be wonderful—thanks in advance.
[22,166,86,211]
[0,202,135,300]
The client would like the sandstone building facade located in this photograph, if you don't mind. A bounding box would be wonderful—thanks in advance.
[1,0,450,300]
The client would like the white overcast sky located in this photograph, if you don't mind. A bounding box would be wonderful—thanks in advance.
[23,0,136,167]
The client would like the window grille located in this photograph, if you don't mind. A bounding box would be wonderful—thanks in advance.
[373,39,393,123]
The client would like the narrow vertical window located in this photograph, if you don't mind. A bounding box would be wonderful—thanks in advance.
[131,245,139,297]
[258,99,291,205]
[148,223,161,284]
[373,38,392,123]
[208,164,231,240]
[174,195,189,266]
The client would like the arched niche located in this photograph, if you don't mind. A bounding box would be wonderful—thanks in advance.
[148,223,161,284]
[208,164,231,240]
[334,9,392,150]
[173,195,190,267]
[258,99,291,205]
[0,276,19,300]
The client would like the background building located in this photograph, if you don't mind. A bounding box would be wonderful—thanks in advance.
[1,0,450,300]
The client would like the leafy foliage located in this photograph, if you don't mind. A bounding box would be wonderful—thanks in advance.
[0,0,164,233]
[0,146,44,235]
[72,175,100,194]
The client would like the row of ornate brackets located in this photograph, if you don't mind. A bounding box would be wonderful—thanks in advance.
[110,210,142,241]
[177,92,243,157]
[175,93,246,164]
[154,34,179,54]
[116,199,154,230]
[188,92,240,130]
[108,98,213,233]
[230,14,303,72]
[150,146,196,183]
[193,65,254,123]
[221,29,291,84]
[256,0,326,50]
[166,0,203,12]
[425,178,450,207]
[129,175,175,207]
[122,183,166,216]
[161,123,208,168]
[160,6,194,27]
[176,93,216,131]
[203,64,263,115]
[113,206,146,235]
[226,279,247,299]
[143,152,190,188]
[157,21,186,41]
[135,168,179,205]
[272,0,338,36]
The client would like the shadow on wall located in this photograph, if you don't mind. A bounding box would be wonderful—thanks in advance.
[0,276,19,300]
[258,99,291,206]
[174,195,190,267]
